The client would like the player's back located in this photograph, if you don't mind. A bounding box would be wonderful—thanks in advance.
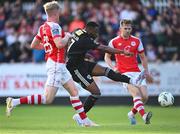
[38,21,65,63]
[109,35,144,73]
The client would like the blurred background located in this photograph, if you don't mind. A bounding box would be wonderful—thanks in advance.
[0,0,180,105]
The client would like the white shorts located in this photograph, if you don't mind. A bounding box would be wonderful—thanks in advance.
[45,58,72,87]
[122,72,147,89]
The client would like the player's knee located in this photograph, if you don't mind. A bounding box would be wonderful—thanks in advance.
[45,97,54,104]
[70,88,78,96]
[134,90,141,97]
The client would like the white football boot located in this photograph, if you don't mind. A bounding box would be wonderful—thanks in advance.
[73,114,99,127]
[127,112,136,125]
[143,111,153,124]
[82,117,99,127]
[6,97,14,117]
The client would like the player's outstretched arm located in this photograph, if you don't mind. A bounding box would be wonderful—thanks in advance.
[139,52,153,83]
[104,53,115,70]
[97,45,133,56]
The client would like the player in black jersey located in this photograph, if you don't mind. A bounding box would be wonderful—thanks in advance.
[66,22,145,122]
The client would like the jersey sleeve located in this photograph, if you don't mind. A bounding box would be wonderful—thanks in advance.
[138,39,144,53]
[108,40,114,48]
[51,23,65,39]
[35,28,42,40]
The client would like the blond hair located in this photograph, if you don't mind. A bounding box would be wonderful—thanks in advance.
[43,1,60,15]
[120,19,132,27]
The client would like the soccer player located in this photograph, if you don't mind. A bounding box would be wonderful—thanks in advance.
[104,19,153,125]
[6,1,96,127]
[66,21,145,125]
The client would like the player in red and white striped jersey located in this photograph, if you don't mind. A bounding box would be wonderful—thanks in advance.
[6,1,97,127]
[105,19,153,125]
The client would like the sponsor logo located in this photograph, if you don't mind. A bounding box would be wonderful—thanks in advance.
[131,41,136,46]
[118,43,122,46]
[52,29,60,36]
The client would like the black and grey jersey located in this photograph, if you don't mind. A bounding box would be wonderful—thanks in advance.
[67,29,99,64]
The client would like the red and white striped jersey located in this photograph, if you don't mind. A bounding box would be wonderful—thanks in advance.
[35,21,65,63]
[108,35,144,73]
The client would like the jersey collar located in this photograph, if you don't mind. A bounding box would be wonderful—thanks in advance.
[119,34,131,40]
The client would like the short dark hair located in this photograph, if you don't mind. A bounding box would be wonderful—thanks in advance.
[86,21,99,28]
[120,19,132,27]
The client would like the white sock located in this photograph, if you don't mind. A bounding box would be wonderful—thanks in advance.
[142,113,147,121]
[128,111,135,117]
[12,99,20,107]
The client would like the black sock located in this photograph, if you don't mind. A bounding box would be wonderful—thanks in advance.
[105,68,130,83]
[84,95,99,113]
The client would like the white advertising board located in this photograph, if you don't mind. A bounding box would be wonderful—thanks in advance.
[0,62,180,96]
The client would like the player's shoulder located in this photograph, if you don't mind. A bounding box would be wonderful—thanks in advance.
[109,36,121,45]
[73,28,87,36]
[130,35,141,42]
[108,36,120,47]
[111,36,120,41]
[72,28,88,40]
[46,21,61,30]
[130,35,143,47]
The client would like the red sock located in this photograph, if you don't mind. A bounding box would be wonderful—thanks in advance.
[20,97,28,104]
[70,96,87,120]
[20,94,46,104]
[133,97,145,117]
[131,107,138,115]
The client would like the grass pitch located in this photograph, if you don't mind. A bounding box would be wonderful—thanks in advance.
[0,105,180,134]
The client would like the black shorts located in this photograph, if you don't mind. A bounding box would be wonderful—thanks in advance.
[66,60,96,88]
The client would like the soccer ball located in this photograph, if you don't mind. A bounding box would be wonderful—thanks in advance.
[158,92,174,107]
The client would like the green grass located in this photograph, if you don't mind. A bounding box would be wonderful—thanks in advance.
[0,105,180,134]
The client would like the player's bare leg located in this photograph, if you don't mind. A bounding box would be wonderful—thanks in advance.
[127,85,140,125]
[63,79,98,127]
[139,86,149,104]
[6,85,57,117]
[44,86,58,104]
[139,85,152,124]
[127,85,152,124]
[91,64,145,86]
[92,64,130,83]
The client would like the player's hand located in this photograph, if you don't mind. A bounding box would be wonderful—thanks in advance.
[144,70,153,83]
[123,50,134,56]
